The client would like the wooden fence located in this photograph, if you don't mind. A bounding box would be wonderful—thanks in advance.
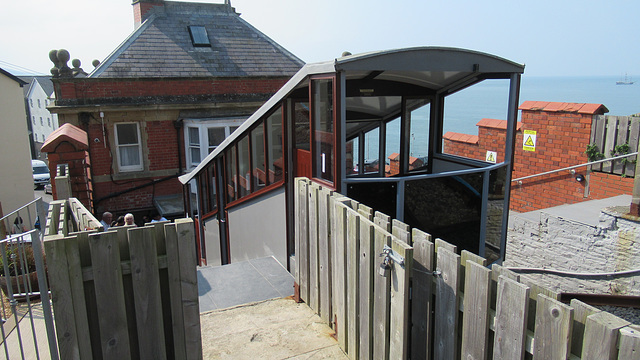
[294,178,640,359]
[590,115,640,176]
[43,199,201,359]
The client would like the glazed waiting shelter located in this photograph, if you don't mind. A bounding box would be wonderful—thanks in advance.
[179,47,524,268]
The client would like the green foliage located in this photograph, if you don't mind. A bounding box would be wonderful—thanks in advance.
[0,244,36,277]
[613,143,636,165]
[585,144,605,162]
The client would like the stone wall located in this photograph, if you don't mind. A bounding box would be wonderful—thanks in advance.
[504,208,640,296]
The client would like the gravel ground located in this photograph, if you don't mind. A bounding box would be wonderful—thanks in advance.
[596,305,640,325]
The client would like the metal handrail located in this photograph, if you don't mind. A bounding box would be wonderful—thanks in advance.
[512,152,638,183]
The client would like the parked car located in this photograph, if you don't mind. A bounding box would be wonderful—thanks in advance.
[32,160,50,189]
[44,183,52,194]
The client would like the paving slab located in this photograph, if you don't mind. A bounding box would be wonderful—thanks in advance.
[200,297,347,359]
[198,256,294,313]
[512,194,631,227]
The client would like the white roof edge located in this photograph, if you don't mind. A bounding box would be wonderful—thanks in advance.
[178,60,336,184]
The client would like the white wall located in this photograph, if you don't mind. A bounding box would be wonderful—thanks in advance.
[0,73,35,215]
[227,188,288,267]
[505,209,640,296]
[27,80,58,145]
[203,217,222,266]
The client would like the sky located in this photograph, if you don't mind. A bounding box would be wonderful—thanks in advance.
[1,0,638,77]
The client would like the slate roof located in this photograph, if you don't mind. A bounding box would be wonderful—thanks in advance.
[91,1,304,78]
[18,76,55,97]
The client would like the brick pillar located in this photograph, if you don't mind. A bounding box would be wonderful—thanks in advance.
[42,123,94,214]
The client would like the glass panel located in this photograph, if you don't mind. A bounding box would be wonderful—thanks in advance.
[229,126,239,135]
[189,127,200,146]
[312,79,334,182]
[346,182,397,219]
[408,100,430,172]
[189,26,210,46]
[225,146,237,203]
[208,165,217,213]
[117,123,139,145]
[119,145,140,167]
[294,102,310,150]
[346,137,358,176]
[251,123,266,190]
[237,136,251,197]
[199,172,209,214]
[404,172,483,254]
[266,108,284,183]
[485,165,508,263]
[385,117,400,176]
[364,128,380,174]
[190,148,201,164]
[208,127,226,151]
[442,79,510,160]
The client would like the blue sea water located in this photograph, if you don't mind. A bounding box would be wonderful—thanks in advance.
[362,76,640,162]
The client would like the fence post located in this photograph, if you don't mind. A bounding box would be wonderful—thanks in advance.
[493,276,530,360]
[581,311,630,360]
[460,260,491,360]
[433,247,460,359]
[388,237,412,360]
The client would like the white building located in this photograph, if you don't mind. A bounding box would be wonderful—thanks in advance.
[0,68,35,215]
[19,76,59,159]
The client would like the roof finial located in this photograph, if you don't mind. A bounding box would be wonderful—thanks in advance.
[225,0,231,6]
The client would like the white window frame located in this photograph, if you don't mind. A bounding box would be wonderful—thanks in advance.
[114,122,144,172]
[183,118,245,170]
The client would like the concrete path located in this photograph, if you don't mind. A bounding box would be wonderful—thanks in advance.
[198,257,347,359]
[200,298,347,359]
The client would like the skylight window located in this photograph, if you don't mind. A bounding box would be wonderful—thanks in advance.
[188,26,210,47]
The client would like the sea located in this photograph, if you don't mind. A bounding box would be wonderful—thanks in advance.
[361,76,640,162]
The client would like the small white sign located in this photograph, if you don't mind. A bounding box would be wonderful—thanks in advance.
[486,151,497,164]
[321,153,326,173]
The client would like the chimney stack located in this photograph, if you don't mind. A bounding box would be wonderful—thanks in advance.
[132,0,163,28]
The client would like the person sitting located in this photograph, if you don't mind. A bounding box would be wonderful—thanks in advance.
[124,213,137,227]
[150,210,167,223]
[101,212,113,231]
[112,216,125,227]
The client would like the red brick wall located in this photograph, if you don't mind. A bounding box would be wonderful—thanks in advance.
[443,110,634,212]
[56,78,289,100]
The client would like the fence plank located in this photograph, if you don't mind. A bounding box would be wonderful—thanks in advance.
[44,236,82,360]
[410,228,433,360]
[626,117,640,177]
[332,199,349,351]
[493,276,529,360]
[346,208,360,359]
[460,261,491,360]
[296,179,309,303]
[308,183,320,313]
[614,116,629,174]
[433,248,460,359]
[602,117,618,173]
[358,218,375,359]
[388,237,412,360]
[372,227,392,360]
[88,231,132,359]
[374,211,391,228]
[165,224,187,360]
[171,219,202,360]
[533,294,572,360]
[581,311,630,360]
[619,326,640,360]
[569,299,602,358]
[128,227,167,360]
[392,226,410,245]
[591,115,606,171]
[435,237,457,254]
[318,188,332,324]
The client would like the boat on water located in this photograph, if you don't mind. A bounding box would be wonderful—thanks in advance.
[616,73,634,85]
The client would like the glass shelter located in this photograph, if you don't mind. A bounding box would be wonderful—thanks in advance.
[180,47,524,266]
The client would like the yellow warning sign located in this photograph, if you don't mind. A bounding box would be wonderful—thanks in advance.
[485,151,497,164]
[523,130,537,152]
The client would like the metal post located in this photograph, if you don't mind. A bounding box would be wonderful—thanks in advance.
[630,140,640,216]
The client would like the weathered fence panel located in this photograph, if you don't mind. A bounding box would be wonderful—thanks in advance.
[591,115,640,175]
[293,178,635,360]
[44,216,201,359]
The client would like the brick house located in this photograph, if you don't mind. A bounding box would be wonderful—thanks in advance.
[47,0,303,221]
[443,101,635,212]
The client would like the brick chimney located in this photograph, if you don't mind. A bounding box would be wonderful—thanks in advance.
[132,0,163,28]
